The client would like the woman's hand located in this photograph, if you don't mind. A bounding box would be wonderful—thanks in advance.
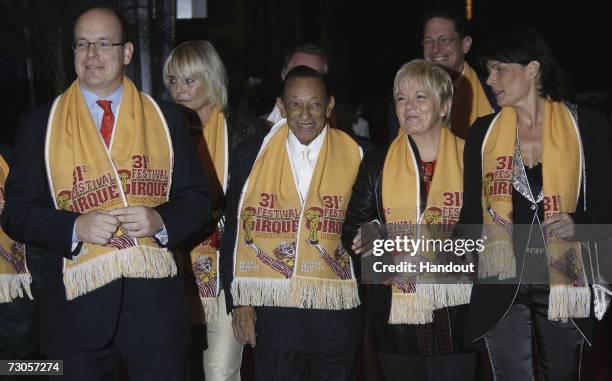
[542,213,575,240]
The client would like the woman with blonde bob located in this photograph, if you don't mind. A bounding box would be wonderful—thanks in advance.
[342,59,477,380]
[163,40,264,381]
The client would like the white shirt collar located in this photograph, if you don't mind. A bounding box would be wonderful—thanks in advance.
[287,125,327,161]
[266,104,283,123]
[80,84,123,110]
[286,126,327,201]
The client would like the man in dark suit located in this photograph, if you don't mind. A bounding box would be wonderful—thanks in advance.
[387,7,498,142]
[1,7,209,380]
[222,66,362,380]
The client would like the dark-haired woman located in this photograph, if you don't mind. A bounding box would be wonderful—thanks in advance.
[459,26,612,380]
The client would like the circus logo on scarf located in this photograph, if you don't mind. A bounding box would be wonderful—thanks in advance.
[117,169,131,194]
[193,253,217,297]
[392,274,416,294]
[426,191,463,232]
[423,203,458,239]
[424,207,443,225]
[308,195,347,241]
[242,206,257,244]
[241,206,295,278]
[484,155,513,203]
[305,207,323,244]
[549,245,586,288]
[305,240,352,280]
[423,206,443,239]
[245,193,300,240]
[56,190,72,211]
[64,164,122,213]
[106,227,137,250]
[117,155,169,201]
[483,169,512,229]
[0,241,26,274]
[304,205,352,280]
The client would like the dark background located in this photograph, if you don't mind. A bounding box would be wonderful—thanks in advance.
[1,1,611,379]
[1,0,609,145]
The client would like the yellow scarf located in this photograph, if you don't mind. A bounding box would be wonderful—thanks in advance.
[451,63,494,139]
[46,78,176,300]
[232,123,361,309]
[0,156,32,303]
[383,127,470,324]
[480,100,589,320]
[188,108,226,323]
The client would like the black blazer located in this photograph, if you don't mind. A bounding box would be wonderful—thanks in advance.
[458,106,612,346]
[220,133,361,352]
[1,99,210,354]
[341,139,472,355]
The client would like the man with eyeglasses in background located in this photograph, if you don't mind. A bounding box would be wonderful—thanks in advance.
[1,6,209,380]
[387,7,498,140]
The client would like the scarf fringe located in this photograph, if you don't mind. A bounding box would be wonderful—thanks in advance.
[64,245,177,300]
[188,294,220,324]
[416,282,472,310]
[231,278,292,307]
[548,285,591,320]
[388,293,433,324]
[388,283,472,324]
[290,277,360,309]
[200,297,219,323]
[478,241,516,280]
[0,273,33,303]
[231,277,360,310]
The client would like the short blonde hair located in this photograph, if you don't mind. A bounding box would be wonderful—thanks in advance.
[393,59,454,124]
[163,40,229,109]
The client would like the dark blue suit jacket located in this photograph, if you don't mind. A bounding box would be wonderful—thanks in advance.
[1,98,210,354]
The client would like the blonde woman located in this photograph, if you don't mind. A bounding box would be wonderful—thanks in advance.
[164,40,264,381]
[343,59,477,381]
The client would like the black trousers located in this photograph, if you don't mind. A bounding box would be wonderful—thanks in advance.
[254,342,356,381]
[48,280,188,381]
[51,344,186,381]
[483,284,584,381]
[378,352,477,381]
[376,310,478,381]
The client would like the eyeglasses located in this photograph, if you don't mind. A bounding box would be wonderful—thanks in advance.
[72,40,124,51]
[421,36,462,49]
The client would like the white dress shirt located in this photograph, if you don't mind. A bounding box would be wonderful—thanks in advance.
[286,127,327,201]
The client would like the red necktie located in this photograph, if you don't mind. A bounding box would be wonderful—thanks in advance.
[96,100,114,147]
